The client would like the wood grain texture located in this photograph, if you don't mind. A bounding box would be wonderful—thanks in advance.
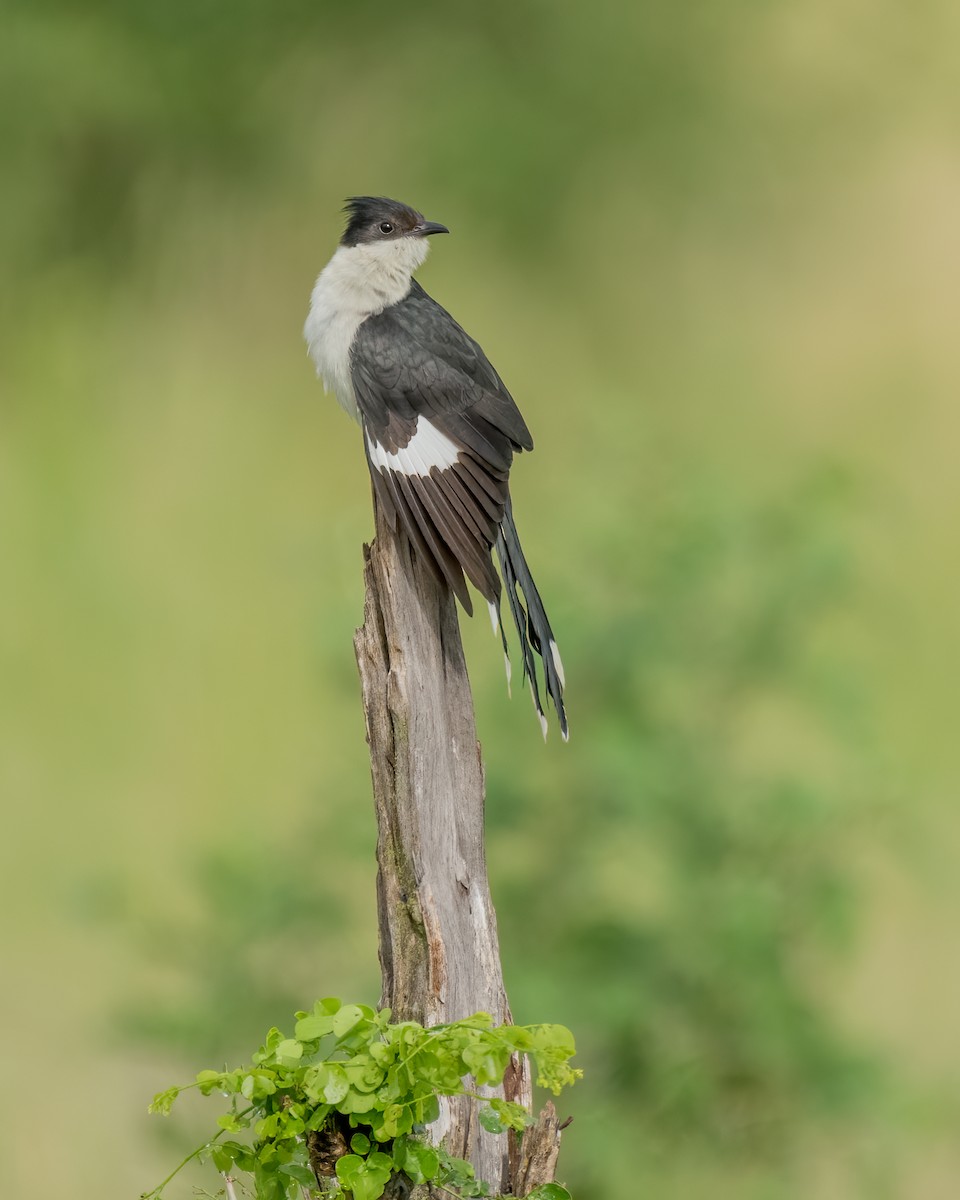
[511,1101,564,1194]
[354,497,565,1195]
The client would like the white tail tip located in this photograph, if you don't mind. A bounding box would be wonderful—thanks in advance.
[487,601,499,636]
[504,653,512,697]
[530,687,549,740]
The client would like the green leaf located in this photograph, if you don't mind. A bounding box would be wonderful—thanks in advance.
[322,1063,349,1104]
[275,1039,303,1063]
[294,1013,335,1040]
[343,1054,385,1093]
[526,1186,572,1200]
[461,1039,510,1086]
[305,1104,331,1131]
[416,1092,441,1124]
[489,1098,534,1131]
[217,1112,250,1132]
[195,1070,223,1095]
[240,1069,277,1100]
[478,1106,506,1134]
[214,1069,244,1095]
[335,1154,364,1186]
[338,1087,378,1115]
[369,1041,394,1066]
[220,1141,256,1172]
[497,1025,534,1052]
[393,1136,439,1184]
[254,1155,285,1200]
[459,1012,495,1030]
[278,1162,317,1186]
[255,1112,281,1139]
[253,1027,286,1064]
[332,1004,367,1037]
[532,1025,576,1056]
[148,1087,179,1115]
[372,1102,408,1140]
[436,1151,475,1186]
[350,1132,371,1154]
[303,1063,329,1101]
[280,1113,305,1139]
[335,1153,393,1200]
[210,1144,236,1173]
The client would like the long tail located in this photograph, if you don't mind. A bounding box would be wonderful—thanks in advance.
[493,497,568,741]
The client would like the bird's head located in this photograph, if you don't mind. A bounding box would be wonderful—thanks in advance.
[340,197,449,248]
[316,197,449,306]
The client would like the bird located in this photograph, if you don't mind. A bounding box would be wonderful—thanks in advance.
[304,196,567,740]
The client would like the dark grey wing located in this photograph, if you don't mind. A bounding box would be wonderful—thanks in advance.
[350,283,532,612]
[350,282,568,740]
[393,282,534,454]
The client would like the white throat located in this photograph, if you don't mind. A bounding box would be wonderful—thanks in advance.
[304,238,431,421]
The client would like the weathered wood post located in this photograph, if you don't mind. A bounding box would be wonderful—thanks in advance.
[353,499,562,1195]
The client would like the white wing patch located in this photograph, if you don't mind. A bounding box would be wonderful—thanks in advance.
[367,416,460,476]
[549,639,566,688]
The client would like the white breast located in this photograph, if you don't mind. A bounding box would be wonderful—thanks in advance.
[304,238,431,423]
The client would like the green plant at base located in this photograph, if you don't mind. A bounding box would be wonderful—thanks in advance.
[145,998,580,1200]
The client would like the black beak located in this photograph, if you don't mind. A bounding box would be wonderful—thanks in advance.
[416,220,449,237]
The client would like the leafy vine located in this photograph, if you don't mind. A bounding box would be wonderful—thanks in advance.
[146,997,580,1200]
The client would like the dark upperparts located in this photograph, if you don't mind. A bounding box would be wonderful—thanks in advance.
[351,281,534,457]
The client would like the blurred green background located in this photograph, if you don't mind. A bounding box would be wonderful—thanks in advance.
[2,2,959,1198]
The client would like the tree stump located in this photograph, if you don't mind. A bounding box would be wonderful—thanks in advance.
[353,499,562,1195]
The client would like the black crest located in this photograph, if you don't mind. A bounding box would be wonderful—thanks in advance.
[341,196,423,246]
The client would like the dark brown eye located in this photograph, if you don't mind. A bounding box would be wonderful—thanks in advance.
[379,221,394,234]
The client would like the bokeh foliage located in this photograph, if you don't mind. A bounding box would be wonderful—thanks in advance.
[124,468,875,1200]
[3,2,959,1199]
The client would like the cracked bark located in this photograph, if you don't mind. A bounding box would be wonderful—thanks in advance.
[353,498,563,1195]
